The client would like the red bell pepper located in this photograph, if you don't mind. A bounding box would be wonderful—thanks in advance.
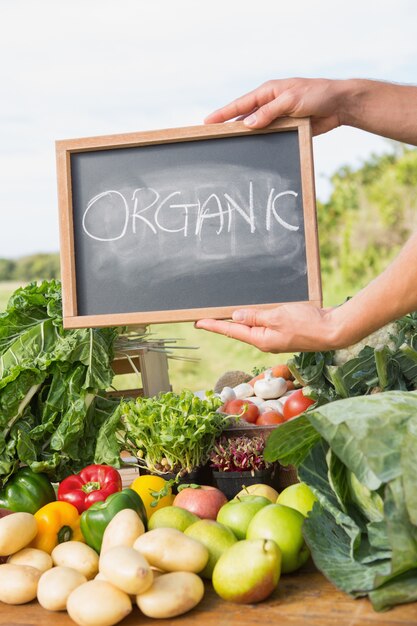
[57,464,122,514]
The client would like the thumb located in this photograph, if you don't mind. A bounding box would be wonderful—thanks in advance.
[232,308,271,327]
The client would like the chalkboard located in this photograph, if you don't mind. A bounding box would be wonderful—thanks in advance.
[56,119,321,328]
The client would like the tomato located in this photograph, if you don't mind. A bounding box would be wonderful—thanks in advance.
[255,411,286,426]
[248,372,265,387]
[271,364,293,380]
[130,475,175,521]
[223,398,259,424]
[282,389,315,420]
[249,364,294,386]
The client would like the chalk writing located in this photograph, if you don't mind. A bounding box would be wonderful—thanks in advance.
[82,182,299,243]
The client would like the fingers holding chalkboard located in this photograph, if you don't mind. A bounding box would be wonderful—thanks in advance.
[195,303,338,354]
[204,78,343,135]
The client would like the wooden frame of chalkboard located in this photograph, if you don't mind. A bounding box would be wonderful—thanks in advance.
[56,118,321,329]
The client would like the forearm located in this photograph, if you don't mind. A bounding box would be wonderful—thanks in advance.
[330,230,417,347]
[340,79,417,145]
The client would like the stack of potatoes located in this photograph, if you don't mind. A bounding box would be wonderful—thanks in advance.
[0,509,208,626]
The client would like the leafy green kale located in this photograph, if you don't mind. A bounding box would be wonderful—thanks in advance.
[287,312,417,402]
[0,280,119,485]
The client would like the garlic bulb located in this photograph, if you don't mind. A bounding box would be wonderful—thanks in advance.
[243,395,264,408]
[259,399,284,413]
[233,383,255,399]
[254,369,287,400]
[219,386,236,403]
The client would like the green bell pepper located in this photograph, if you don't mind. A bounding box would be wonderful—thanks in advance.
[80,487,147,552]
[0,467,56,514]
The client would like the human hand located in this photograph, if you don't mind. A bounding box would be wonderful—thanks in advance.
[195,303,340,354]
[205,77,348,135]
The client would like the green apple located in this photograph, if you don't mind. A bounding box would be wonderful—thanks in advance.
[212,539,281,603]
[216,495,271,540]
[246,503,309,573]
[235,483,279,503]
[148,505,199,532]
[184,519,237,578]
[276,483,318,517]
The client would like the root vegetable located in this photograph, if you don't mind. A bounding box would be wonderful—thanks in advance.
[249,364,293,386]
[51,541,99,579]
[219,386,236,403]
[0,563,41,604]
[243,395,264,408]
[67,579,132,626]
[8,547,53,573]
[99,546,153,595]
[136,571,204,618]
[100,509,145,554]
[254,370,287,400]
[233,383,254,399]
[37,566,87,611]
[259,399,284,413]
[133,527,209,573]
[0,512,38,556]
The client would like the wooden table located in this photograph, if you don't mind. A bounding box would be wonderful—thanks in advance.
[1,564,416,626]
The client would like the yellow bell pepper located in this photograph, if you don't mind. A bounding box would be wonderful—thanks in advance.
[30,500,85,554]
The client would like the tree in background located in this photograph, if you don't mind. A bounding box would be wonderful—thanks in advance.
[1,145,417,292]
[317,145,417,300]
[0,258,16,280]
[0,253,60,281]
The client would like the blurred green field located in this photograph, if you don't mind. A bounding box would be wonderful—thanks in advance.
[0,277,349,392]
[0,282,23,308]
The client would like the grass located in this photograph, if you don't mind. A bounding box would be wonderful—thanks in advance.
[151,322,290,392]
[0,275,353,393]
[0,281,23,309]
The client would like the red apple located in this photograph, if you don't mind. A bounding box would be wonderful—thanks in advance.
[173,485,228,520]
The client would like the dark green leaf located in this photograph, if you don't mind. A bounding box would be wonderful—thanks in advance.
[263,414,320,466]
[303,504,390,597]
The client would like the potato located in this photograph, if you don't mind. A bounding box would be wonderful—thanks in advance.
[100,509,145,554]
[99,546,153,595]
[8,547,53,573]
[51,541,99,579]
[37,566,87,611]
[136,571,204,618]
[0,512,38,556]
[67,579,132,626]
[95,569,137,601]
[133,528,209,573]
[0,563,41,604]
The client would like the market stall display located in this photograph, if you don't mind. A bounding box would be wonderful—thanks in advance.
[2,280,417,624]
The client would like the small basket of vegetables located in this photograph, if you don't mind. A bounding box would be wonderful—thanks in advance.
[209,434,277,499]
[114,390,231,486]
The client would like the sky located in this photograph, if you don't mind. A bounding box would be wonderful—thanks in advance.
[1,0,417,259]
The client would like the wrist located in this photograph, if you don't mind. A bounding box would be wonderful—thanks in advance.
[336,78,366,127]
[338,78,389,130]
[323,305,357,351]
